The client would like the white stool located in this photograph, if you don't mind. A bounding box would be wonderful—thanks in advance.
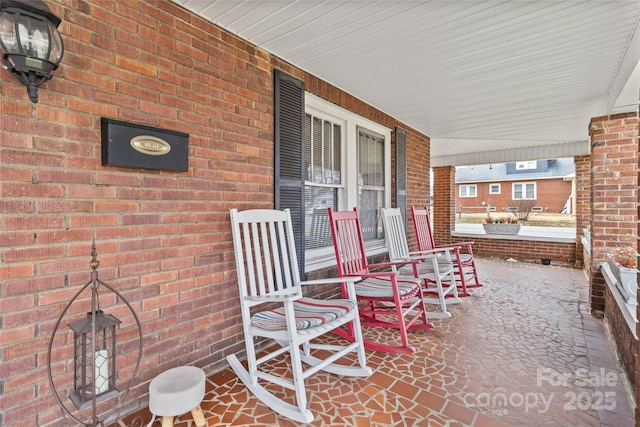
[147,366,207,427]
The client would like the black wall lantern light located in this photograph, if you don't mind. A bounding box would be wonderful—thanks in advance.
[0,0,64,103]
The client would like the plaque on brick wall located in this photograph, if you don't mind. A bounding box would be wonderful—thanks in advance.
[101,118,189,172]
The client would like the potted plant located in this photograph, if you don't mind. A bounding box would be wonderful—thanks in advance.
[482,215,521,235]
[607,245,638,302]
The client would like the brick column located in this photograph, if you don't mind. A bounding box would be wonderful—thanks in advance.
[574,154,591,268]
[589,113,638,316]
[432,166,455,246]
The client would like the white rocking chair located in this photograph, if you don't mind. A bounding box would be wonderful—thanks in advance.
[381,208,461,318]
[227,208,372,423]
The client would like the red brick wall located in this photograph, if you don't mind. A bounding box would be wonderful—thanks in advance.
[0,2,434,425]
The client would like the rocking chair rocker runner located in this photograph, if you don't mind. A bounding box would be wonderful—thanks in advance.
[381,208,461,318]
[410,206,482,297]
[227,208,372,424]
[328,207,433,354]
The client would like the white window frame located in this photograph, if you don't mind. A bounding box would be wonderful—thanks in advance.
[512,182,537,200]
[489,183,501,194]
[459,184,477,198]
[304,93,391,272]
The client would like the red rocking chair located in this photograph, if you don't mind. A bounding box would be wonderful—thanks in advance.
[328,207,433,354]
[410,206,482,297]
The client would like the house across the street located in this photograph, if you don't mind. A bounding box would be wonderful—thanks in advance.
[455,158,576,214]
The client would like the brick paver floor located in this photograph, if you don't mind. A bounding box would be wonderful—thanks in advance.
[114,258,635,426]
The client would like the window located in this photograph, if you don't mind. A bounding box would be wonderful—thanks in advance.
[304,113,342,250]
[512,182,536,200]
[304,93,391,270]
[531,206,543,212]
[489,184,501,194]
[516,161,537,170]
[358,128,385,241]
[459,185,477,198]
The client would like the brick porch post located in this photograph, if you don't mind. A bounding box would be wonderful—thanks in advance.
[574,154,591,269]
[589,113,638,316]
[432,166,455,246]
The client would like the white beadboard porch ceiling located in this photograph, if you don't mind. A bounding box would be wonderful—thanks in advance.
[173,0,640,166]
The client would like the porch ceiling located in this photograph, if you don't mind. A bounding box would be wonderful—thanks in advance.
[173,0,640,166]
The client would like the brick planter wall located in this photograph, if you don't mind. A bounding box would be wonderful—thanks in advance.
[451,236,577,267]
[604,288,636,388]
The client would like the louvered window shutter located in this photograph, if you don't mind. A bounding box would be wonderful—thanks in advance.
[274,70,305,279]
[395,128,408,232]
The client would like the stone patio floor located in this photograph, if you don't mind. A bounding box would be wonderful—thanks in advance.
[114,258,635,426]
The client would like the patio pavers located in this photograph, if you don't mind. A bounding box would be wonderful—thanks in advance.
[114,258,635,426]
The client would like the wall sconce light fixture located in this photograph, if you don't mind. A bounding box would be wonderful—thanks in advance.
[0,0,64,103]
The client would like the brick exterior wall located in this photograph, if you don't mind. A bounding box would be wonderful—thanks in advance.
[0,2,434,425]
[455,177,572,213]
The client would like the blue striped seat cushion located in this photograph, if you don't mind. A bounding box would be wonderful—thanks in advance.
[354,277,419,298]
[251,297,356,331]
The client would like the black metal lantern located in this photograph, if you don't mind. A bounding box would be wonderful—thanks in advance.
[68,310,121,410]
[0,0,64,103]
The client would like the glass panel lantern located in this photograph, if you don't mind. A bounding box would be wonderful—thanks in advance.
[0,0,64,102]
[68,310,121,410]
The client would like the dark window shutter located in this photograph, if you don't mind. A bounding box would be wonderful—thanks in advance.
[395,128,408,232]
[274,69,305,279]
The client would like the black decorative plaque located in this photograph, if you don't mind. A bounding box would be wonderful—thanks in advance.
[101,118,189,172]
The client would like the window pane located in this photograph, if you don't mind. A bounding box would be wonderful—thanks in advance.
[304,113,342,250]
[358,128,385,241]
[305,114,341,185]
[305,188,337,250]
[526,183,535,199]
[332,124,341,184]
[358,130,384,187]
[514,184,523,199]
[304,114,311,181]
[359,189,384,241]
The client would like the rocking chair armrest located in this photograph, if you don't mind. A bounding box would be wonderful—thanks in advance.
[360,271,397,279]
[408,247,453,258]
[300,276,361,287]
[437,241,474,248]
